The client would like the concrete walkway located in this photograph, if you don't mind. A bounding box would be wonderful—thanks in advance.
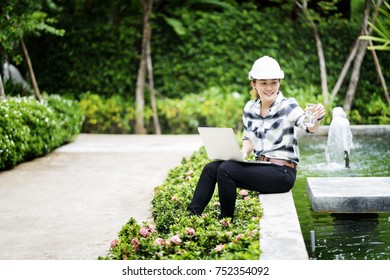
[0,134,202,260]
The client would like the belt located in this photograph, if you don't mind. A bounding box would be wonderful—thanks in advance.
[256,155,297,171]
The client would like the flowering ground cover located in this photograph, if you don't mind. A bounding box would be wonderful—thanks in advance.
[100,148,262,260]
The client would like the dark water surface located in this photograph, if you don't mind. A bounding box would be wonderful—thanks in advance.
[293,136,390,260]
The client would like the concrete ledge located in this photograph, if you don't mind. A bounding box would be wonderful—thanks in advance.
[259,191,308,260]
[296,125,390,137]
[307,177,390,213]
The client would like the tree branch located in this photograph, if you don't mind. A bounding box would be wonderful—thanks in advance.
[20,38,42,102]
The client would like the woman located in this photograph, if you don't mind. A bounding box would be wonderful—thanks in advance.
[187,56,325,220]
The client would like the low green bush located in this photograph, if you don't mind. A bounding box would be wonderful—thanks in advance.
[157,87,245,134]
[350,96,390,124]
[0,99,30,167]
[101,148,262,260]
[79,84,389,133]
[79,88,246,134]
[80,85,347,135]
[46,95,85,141]
[79,92,135,134]
[0,95,84,170]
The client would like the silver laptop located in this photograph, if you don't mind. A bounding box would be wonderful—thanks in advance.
[197,127,270,164]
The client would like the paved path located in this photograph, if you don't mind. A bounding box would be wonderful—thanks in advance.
[0,134,202,260]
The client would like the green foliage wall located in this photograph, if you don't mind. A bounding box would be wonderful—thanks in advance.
[152,4,318,97]
[27,1,390,124]
[29,15,140,97]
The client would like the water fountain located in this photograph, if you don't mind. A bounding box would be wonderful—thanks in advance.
[325,107,353,168]
[295,125,390,260]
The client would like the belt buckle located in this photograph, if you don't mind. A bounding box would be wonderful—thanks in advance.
[261,155,270,162]
[286,160,297,171]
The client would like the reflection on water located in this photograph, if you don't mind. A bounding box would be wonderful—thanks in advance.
[293,136,390,260]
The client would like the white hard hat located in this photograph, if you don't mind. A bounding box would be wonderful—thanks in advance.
[248,56,284,80]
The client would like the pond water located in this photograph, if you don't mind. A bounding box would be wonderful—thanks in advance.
[293,136,390,260]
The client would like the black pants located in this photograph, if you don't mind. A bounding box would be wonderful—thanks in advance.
[187,160,296,219]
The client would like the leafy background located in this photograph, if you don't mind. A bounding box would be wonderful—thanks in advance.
[22,1,389,128]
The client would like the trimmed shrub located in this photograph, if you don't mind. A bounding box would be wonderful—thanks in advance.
[0,99,30,167]
[0,95,84,170]
[79,93,135,134]
[46,95,85,141]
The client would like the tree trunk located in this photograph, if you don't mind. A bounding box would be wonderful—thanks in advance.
[330,39,359,104]
[0,74,5,99]
[343,0,383,112]
[134,0,151,134]
[312,21,329,106]
[343,40,369,112]
[368,41,390,106]
[298,0,329,106]
[143,0,161,134]
[135,59,147,134]
[146,36,161,134]
[366,1,389,106]
[20,38,42,102]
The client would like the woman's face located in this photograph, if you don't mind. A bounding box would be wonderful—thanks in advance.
[253,79,280,104]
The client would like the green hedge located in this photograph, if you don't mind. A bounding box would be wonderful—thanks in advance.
[101,148,261,260]
[79,87,390,134]
[79,87,246,134]
[0,95,84,170]
[79,92,135,134]
[157,87,245,134]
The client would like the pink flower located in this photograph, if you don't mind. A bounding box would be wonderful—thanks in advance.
[110,239,119,248]
[214,244,225,252]
[140,227,149,237]
[186,227,196,235]
[170,234,182,245]
[131,237,140,245]
[172,195,178,201]
[220,219,231,227]
[148,225,156,233]
[239,190,248,196]
[185,175,192,181]
[235,233,244,241]
[131,237,140,251]
[244,196,251,201]
[154,238,165,245]
[213,202,221,207]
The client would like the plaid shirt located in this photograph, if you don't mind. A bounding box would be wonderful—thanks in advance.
[242,91,309,164]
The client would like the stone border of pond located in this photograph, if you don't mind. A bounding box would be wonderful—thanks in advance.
[259,191,309,260]
[297,125,390,137]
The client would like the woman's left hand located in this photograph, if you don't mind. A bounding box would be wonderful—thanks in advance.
[307,103,325,133]
[313,103,325,121]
